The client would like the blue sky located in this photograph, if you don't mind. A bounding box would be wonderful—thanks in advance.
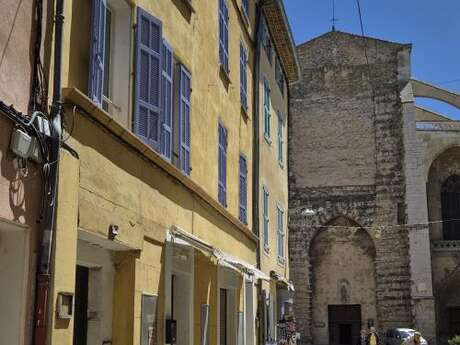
[284,0,460,119]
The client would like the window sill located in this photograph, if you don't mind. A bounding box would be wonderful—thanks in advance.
[277,257,286,267]
[180,0,196,13]
[241,104,249,119]
[219,64,231,85]
[264,134,272,146]
[62,87,258,245]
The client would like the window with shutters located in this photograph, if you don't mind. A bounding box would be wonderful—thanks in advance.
[276,204,285,264]
[178,66,192,175]
[88,0,131,120]
[263,78,271,144]
[133,8,162,151]
[161,40,173,161]
[239,154,248,224]
[275,56,285,96]
[218,0,229,74]
[240,42,248,112]
[262,20,272,64]
[263,185,269,252]
[277,111,284,167]
[441,175,460,240]
[218,123,228,207]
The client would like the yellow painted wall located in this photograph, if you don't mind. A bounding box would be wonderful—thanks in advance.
[62,0,256,228]
[258,18,290,279]
[49,150,80,345]
[51,0,262,344]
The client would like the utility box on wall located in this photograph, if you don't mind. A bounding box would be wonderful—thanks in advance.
[57,292,74,319]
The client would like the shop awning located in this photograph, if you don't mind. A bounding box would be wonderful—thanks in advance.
[168,226,269,280]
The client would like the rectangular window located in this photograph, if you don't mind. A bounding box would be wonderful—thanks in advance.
[161,40,173,161]
[133,8,162,151]
[262,20,272,64]
[263,78,271,143]
[277,111,284,167]
[220,289,227,345]
[218,123,228,207]
[179,66,192,174]
[239,154,248,224]
[240,42,248,112]
[219,0,229,73]
[263,185,269,251]
[277,204,285,263]
[88,0,108,106]
[275,56,285,96]
[102,7,112,111]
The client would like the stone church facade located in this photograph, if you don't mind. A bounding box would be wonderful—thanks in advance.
[289,31,460,345]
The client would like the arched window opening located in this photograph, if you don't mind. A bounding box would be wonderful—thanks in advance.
[441,175,460,240]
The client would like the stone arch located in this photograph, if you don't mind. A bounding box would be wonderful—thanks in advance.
[309,216,377,345]
[427,147,460,241]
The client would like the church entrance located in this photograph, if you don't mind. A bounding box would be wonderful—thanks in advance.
[328,305,361,345]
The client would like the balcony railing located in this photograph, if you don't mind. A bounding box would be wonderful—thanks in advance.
[432,240,460,251]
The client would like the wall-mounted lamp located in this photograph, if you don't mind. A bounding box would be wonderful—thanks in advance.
[108,224,119,240]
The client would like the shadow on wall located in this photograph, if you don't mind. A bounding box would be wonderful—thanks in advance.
[0,118,42,224]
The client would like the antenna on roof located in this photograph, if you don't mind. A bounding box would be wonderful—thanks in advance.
[331,0,338,31]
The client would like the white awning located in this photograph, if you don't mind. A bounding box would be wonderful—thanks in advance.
[271,270,295,291]
[168,226,268,280]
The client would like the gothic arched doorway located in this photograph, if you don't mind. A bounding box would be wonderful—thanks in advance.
[310,216,377,345]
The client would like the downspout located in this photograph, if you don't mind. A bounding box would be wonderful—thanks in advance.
[33,0,64,343]
[253,2,266,345]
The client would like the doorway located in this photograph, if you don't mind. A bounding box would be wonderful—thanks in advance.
[73,265,89,345]
[328,305,361,345]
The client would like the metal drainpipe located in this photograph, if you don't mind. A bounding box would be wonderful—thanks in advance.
[253,2,267,345]
[33,0,64,343]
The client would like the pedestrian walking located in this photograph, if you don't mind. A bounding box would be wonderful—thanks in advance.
[368,327,380,345]
[357,329,368,345]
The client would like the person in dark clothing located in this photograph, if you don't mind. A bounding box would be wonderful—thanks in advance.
[357,329,368,345]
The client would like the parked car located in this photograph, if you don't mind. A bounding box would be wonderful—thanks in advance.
[385,328,428,345]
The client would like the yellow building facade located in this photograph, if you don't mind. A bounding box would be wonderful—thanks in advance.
[254,2,299,344]
[41,0,298,345]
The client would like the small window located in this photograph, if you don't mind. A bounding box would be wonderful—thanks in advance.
[263,78,271,143]
[218,123,228,207]
[240,42,248,112]
[277,111,284,167]
[441,175,460,240]
[263,185,269,251]
[277,204,285,263]
[239,154,248,224]
[219,0,229,74]
[275,56,285,96]
[262,20,272,64]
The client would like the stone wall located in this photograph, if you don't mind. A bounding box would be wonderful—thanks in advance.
[288,31,413,345]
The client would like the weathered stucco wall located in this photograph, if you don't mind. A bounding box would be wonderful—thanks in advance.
[0,0,46,343]
[289,31,413,345]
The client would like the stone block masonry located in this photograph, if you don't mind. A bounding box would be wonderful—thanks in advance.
[288,31,414,345]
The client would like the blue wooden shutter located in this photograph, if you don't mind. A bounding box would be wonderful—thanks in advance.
[264,79,271,139]
[161,40,173,161]
[218,123,227,206]
[134,8,162,151]
[240,43,247,111]
[239,154,247,224]
[278,111,283,165]
[277,206,284,260]
[219,0,229,72]
[263,186,269,249]
[179,66,191,174]
[88,0,107,106]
